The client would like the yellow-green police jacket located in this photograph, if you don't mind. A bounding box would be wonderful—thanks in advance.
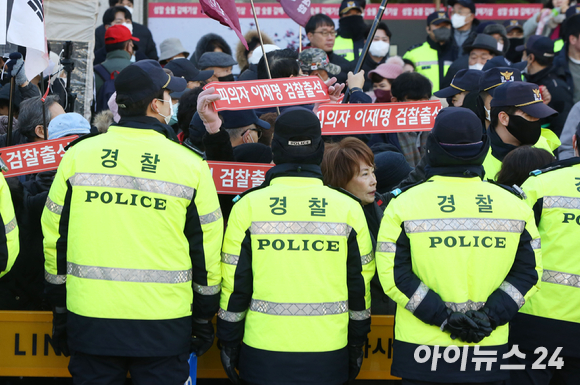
[42,121,223,357]
[510,158,580,357]
[0,172,19,278]
[376,173,541,382]
[403,41,454,92]
[483,128,560,180]
[217,164,373,384]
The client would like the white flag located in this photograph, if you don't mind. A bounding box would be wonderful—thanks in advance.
[7,0,49,80]
[0,1,7,45]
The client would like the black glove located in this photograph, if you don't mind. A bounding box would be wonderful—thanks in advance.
[190,319,214,357]
[51,310,70,357]
[441,309,482,343]
[481,307,498,330]
[347,343,364,382]
[465,310,493,339]
[220,343,241,385]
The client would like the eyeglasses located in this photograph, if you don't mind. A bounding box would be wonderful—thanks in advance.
[313,30,337,37]
[242,128,263,139]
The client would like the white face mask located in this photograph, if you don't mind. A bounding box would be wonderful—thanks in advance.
[130,54,136,62]
[468,62,484,71]
[124,5,133,14]
[497,42,504,52]
[484,106,491,122]
[169,102,179,125]
[369,41,390,58]
[155,99,172,125]
[451,14,467,29]
[121,22,133,34]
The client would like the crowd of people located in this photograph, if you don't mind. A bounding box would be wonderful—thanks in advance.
[0,0,579,384]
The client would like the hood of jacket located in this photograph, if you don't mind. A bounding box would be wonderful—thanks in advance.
[236,30,273,72]
[190,33,232,68]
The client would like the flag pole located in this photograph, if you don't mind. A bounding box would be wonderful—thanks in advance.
[7,77,15,146]
[342,0,389,103]
[299,27,303,53]
[249,0,280,115]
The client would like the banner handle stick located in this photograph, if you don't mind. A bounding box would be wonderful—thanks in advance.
[7,77,15,147]
[299,26,303,53]
[249,0,281,115]
[342,0,389,103]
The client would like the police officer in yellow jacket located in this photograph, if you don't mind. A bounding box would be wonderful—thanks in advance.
[42,60,223,384]
[508,123,580,383]
[483,81,558,180]
[0,171,19,279]
[216,107,374,385]
[403,12,459,92]
[376,108,542,384]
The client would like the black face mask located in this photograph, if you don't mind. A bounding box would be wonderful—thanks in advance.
[338,15,367,39]
[432,28,452,43]
[506,38,524,63]
[218,74,235,82]
[506,114,542,145]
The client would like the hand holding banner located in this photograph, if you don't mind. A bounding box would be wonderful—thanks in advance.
[203,76,330,111]
[317,100,442,135]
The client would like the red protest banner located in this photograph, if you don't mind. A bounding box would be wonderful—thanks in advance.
[0,136,78,178]
[208,161,273,194]
[204,76,330,111]
[317,101,441,135]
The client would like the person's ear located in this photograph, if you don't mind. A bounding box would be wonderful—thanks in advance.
[391,96,398,102]
[425,26,431,34]
[528,53,535,64]
[498,111,510,127]
[34,125,45,139]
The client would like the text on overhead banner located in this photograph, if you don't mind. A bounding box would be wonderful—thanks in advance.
[204,76,330,111]
[317,100,442,135]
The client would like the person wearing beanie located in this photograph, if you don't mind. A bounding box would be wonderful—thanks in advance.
[482,23,510,57]
[217,107,373,385]
[509,121,580,385]
[376,106,541,385]
[42,60,223,383]
[47,112,91,140]
[483,81,558,180]
[366,56,404,100]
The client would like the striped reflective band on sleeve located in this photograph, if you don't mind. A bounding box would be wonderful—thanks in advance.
[531,239,541,250]
[377,242,396,253]
[221,252,240,265]
[499,281,525,308]
[250,221,352,236]
[67,262,192,284]
[404,218,525,234]
[360,252,374,265]
[218,308,248,322]
[349,308,371,320]
[250,299,348,316]
[542,269,580,288]
[416,61,438,66]
[405,282,429,313]
[4,217,17,235]
[445,300,485,313]
[45,197,63,215]
[193,281,221,295]
[199,208,222,225]
[69,173,195,200]
[45,270,66,285]
[543,196,580,210]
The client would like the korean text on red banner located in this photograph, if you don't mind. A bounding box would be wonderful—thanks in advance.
[0,136,78,178]
[204,76,330,111]
[317,101,442,135]
[208,161,273,194]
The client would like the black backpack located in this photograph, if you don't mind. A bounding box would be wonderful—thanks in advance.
[93,64,119,114]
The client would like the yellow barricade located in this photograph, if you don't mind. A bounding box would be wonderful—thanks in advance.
[0,311,398,380]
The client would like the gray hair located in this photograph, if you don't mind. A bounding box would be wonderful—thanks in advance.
[18,95,60,141]
[225,124,255,140]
